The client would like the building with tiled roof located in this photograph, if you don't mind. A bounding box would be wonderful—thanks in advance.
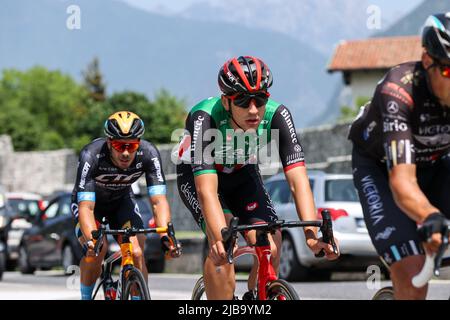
[328,36,422,107]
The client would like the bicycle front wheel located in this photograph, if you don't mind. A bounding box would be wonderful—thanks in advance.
[372,286,395,300]
[122,268,151,300]
[191,276,207,300]
[266,279,299,300]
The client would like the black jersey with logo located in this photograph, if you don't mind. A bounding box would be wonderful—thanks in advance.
[71,138,166,203]
[348,61,450,169]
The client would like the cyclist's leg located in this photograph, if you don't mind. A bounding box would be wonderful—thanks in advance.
[352,146,427,300]
[177,164,235,300]
[111,193,147,280]
[72,201,108,299]
[203,216,236,300]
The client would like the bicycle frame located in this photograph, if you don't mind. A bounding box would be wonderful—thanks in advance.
[115,234,138,300]
[92,233,140,300]
[90,222,180,300]
[231,237,277,300]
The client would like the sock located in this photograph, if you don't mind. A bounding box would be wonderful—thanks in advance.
[80,283,96,300]
[131,296,141,300]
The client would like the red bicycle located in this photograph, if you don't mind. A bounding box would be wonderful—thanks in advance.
[191,210,337,300]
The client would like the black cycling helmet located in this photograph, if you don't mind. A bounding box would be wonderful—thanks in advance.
[104,111,145,139]
[218,56,273,95]
[422,12,450,62]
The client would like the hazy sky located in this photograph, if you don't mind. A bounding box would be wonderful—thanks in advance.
[123,0,424,17]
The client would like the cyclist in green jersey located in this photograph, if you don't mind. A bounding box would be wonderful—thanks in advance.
[176,56,339,300]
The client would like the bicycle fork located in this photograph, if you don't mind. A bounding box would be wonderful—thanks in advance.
[254,231,277,300]
[115,238,135,300]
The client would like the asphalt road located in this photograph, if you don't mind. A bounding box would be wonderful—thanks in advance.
[0,270,449,300]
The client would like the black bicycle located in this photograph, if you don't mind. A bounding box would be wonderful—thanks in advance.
[89,219,181,300]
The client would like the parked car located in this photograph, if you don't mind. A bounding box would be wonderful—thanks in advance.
[0,187,8,280]
[19,191,165,274]
[0,186,13,280]
[18,192,82,274]
[262,170,380,281]
[5,192,44,269]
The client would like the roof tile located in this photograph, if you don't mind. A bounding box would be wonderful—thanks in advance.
[328,36,422,72]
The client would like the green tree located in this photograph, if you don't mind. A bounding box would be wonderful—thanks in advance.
[0,67,87,151]
[0,65,187,151]
[339,96,371,122]
[82,57,106,102]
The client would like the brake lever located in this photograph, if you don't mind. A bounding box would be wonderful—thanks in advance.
[167,222,182,256]
[315,210,337,258]
[222,217,239,264]
[433,229,449,276]
[91,228,104,257]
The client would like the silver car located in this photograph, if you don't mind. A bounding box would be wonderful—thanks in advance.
[262,170,380,281]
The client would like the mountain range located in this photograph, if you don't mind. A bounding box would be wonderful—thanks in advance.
[0,0,340,128]
[2,0,446,129]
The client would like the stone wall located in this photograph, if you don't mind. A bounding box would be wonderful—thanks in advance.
[0,122,354,230]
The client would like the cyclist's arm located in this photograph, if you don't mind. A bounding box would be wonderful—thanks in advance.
[78,200,97,243]
[74,149,98,244]
[194,173,227,244]
[188,108,225,239]
[389,164,439,223]
[149,194,171,233]
[272,105,338,258]
[271,106,316,236]
[284,166,318,239]
[143,140,172,233]
[375,80,438,223]
[390,164,445,255]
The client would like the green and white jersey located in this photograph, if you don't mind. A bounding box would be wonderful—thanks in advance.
[177,96,305,176]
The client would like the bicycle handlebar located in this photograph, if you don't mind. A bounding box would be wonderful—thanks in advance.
[221,211,337,264]
[412,222,450,288]
[89,220,181,258]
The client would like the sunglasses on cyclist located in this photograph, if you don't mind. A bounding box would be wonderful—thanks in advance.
[438,64,450,78]
[228,91,270,108]
[110,140,140,153]
[431,61,450,79]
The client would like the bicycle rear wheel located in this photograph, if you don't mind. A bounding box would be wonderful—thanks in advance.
[191,276,207,300]
[122,268,151,300]
[266,279,299,300]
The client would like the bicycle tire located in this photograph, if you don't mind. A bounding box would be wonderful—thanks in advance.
[122,268,151,300]
[372,286,395,300]
[191,276,207,300]
[266,279,300,300]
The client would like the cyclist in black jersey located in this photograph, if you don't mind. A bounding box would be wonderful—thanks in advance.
[72,111,180,300]
[176,56,339,300]
[348,13,450,299]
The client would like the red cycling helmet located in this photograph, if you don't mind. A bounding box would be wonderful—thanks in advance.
[218,56,273,95]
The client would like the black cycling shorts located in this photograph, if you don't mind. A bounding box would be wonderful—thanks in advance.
[352,146,450,266]
[177,164,278,233]
[72,191,144,247]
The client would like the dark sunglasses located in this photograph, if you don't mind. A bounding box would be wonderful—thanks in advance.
[110,140,140,153]
[228,91,270,108]
[431,61,450,79]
